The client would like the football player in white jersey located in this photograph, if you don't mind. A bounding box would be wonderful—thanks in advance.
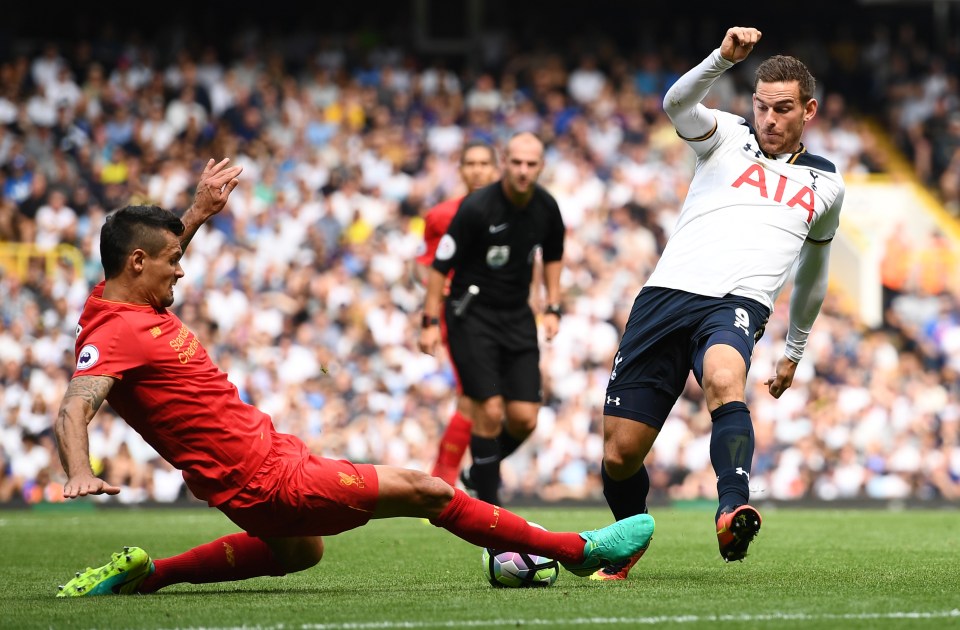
[592,27,845,580]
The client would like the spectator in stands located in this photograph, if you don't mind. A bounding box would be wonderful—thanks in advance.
[34,189,77,250]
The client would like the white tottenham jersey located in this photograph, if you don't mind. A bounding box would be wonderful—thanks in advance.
[646,110,845,312]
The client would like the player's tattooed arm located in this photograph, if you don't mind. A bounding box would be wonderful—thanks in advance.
[62,375,115,413]
[55,376,116,487]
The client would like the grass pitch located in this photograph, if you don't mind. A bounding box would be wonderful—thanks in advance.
[1,505,957,629]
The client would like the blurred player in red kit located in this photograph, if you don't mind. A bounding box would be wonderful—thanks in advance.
[414,141,500,486]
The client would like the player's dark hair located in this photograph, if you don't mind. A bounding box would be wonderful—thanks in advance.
[100,205,185,279]
[460,140,497,166]
[755,55,816,102]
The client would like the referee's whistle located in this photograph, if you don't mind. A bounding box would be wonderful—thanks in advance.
[454,284,479,317]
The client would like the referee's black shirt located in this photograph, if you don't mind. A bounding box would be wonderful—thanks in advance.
[432,181,565,308]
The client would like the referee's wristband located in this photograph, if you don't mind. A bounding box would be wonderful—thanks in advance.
[545,303,562,318]
[421,314,440,329]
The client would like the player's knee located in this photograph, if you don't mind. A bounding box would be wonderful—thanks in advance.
[603,443,645,479]
[702,347,746,402]
[299,537,325,569]
[702,368,744,402]
[478,398,505,424]
[504,417,536,441]
[504,403,538,436]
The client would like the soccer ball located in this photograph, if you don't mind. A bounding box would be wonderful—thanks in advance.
[481,548,559,588]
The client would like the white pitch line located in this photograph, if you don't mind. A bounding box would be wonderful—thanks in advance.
[165,609,960,630]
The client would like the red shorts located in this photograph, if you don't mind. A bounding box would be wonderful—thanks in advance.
[218,432,379,537]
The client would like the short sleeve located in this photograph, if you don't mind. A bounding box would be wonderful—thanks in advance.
[74,314,147,380]
[541,197,565,263]
[431,198,475,275]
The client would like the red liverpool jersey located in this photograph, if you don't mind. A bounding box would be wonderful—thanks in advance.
[73,282,273,506]
[415,196,464,267]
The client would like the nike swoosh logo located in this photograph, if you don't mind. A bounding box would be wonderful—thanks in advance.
[488,224,508,233]
[472,455,500,465]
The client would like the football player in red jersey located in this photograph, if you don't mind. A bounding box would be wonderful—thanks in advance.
[54,158,653,596]
[415,141,499,486]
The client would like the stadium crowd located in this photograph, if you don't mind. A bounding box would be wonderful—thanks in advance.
[1,17,959,507]
[878,24,960,215]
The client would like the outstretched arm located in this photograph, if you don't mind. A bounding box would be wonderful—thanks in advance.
[663,26,762,140]
[179,158,243,252]
[765,239,832,398]
[55,375,121,498]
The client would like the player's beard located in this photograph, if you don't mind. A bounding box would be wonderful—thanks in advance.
[511,175,531,194]
[760,125,802,155]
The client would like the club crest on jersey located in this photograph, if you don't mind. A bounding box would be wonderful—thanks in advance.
[486,245,510,268]
[435,234,456,261]
[610,352,623,381]
[76,344,100,370]
[338,472,365,488]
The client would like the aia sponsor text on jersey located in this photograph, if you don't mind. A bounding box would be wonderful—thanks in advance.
[731,163,817,223]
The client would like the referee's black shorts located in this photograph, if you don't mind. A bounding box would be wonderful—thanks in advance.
[443,300,542,402]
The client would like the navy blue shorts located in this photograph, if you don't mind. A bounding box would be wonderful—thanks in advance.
[603,287,769,429]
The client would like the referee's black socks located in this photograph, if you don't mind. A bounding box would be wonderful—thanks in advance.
[468,435,501,505]
[495,421,525,459]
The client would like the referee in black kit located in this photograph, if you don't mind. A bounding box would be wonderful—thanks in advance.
[419,132,565,505]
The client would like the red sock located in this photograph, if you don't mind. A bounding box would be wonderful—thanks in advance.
[430,489,585,564]
[138,532,286,593]
[431,411,472,485]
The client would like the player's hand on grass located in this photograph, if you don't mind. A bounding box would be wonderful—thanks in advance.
[191,158,243,220]
[765,355,798,399]
[63,473,121,499]
[720,27,762,63]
